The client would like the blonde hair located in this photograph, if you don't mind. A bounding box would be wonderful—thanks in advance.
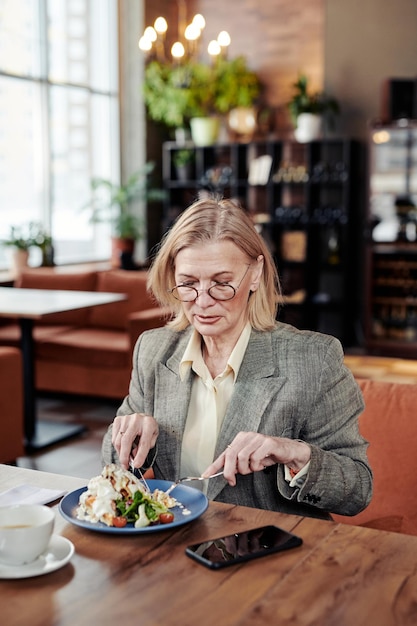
[148,198,281,330]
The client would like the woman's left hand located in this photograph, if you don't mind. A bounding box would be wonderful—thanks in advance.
[202,432,311,486]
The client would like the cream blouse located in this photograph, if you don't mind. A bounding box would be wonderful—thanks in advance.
[179,323,251,482]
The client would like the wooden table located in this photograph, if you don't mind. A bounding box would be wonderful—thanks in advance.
[0,287,125,449]
[1,465,417,626]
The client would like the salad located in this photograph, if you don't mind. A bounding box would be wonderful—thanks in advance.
[76,464,177,528]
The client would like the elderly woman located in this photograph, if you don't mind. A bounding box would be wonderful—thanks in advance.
[102,198,372,519]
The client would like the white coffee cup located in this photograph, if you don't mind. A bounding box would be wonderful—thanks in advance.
[0,504,55,565]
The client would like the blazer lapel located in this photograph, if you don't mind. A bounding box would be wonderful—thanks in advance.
[153,332,193,479]
[208,330,287,500]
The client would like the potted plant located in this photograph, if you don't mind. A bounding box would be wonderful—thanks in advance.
[143,62,194,138]
[288,74,340,142]
[1,222,54,273]
[214,56,261,140]
[172,148,195,182]
[185,61,222,145]
[32,226,54,267]
[84,162,166,268]
[188,56,261,145]
[143,59,220,145]
[143,56,261,146]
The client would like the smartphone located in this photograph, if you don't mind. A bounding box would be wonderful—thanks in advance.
[185,525,302,570]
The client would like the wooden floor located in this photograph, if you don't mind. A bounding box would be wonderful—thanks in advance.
[15,354,417,481]
[344,354,417,384]
[16,394,119,481]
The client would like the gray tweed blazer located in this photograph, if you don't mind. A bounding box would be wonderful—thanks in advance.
[102,323,372,520]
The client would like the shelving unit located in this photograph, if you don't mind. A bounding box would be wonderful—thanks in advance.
[364,122,417,357]
[162,138,364,347]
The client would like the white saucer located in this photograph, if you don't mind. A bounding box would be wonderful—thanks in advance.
[0,535,74,579]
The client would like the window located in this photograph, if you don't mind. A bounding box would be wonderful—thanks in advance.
[0,0,119,268]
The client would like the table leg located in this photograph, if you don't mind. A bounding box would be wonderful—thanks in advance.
[19,318,35,443]
[19,318,86,451]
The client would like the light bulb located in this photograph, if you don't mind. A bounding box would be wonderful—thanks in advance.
[192,14,206,30]
[171,41,185,59]
[217,31,231,47]
[208,40,221,57]
[185,23,200,41]
[154,17,168,34]
[138,36,152,51]
[143,26,157,43]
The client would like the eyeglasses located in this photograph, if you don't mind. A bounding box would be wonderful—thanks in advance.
[169,265,252,302]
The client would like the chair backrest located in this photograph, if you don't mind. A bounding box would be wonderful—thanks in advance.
[0,347,24,462]
[17,269,97,325]
[332,378,417,535]
[88,270,155,330]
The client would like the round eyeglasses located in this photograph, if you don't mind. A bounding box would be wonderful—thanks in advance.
[169,265,251,302]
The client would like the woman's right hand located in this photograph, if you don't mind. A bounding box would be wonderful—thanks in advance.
[111,413,159,470]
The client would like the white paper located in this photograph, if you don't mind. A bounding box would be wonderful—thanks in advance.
[248,155,272,185]
[0,484,67,506]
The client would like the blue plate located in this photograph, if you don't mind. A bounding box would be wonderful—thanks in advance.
[59,479,209,534]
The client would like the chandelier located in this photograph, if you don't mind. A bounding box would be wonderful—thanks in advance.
[138,1,231,63]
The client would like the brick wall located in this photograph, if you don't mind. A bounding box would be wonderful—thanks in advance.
[144,0,324,133]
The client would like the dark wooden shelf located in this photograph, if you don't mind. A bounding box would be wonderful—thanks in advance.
[163,138,365,347]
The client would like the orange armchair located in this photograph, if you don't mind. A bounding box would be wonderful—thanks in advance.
[333,379,417,535]
[0,347,24,463]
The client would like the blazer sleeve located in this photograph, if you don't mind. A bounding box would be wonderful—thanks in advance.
[277,336,373,516]
[101,333,152,469]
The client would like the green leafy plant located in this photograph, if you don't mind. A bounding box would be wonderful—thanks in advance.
[143,56,261,129]
[288,74,340,126]
[214,56,261,113]
[2,222,52,251]
[84,163,166,240]
[143,62,194,129]
[172,148,195,168]
[185,61,219,118]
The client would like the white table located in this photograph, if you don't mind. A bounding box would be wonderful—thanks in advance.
[0,287,125,450]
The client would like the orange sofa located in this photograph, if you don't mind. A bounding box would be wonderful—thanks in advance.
[333,378,417,536]
[0,347,24,463]
[0,268,169,400]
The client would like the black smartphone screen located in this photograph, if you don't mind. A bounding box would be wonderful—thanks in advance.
[185,525,302,569]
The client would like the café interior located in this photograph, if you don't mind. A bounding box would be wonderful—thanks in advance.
[1,2,417,622]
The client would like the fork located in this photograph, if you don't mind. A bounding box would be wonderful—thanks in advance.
[129,457,152,494]
[165,471,224,496]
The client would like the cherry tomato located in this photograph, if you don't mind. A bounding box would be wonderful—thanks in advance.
[159,512,174,524]
[113,516,127,528]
